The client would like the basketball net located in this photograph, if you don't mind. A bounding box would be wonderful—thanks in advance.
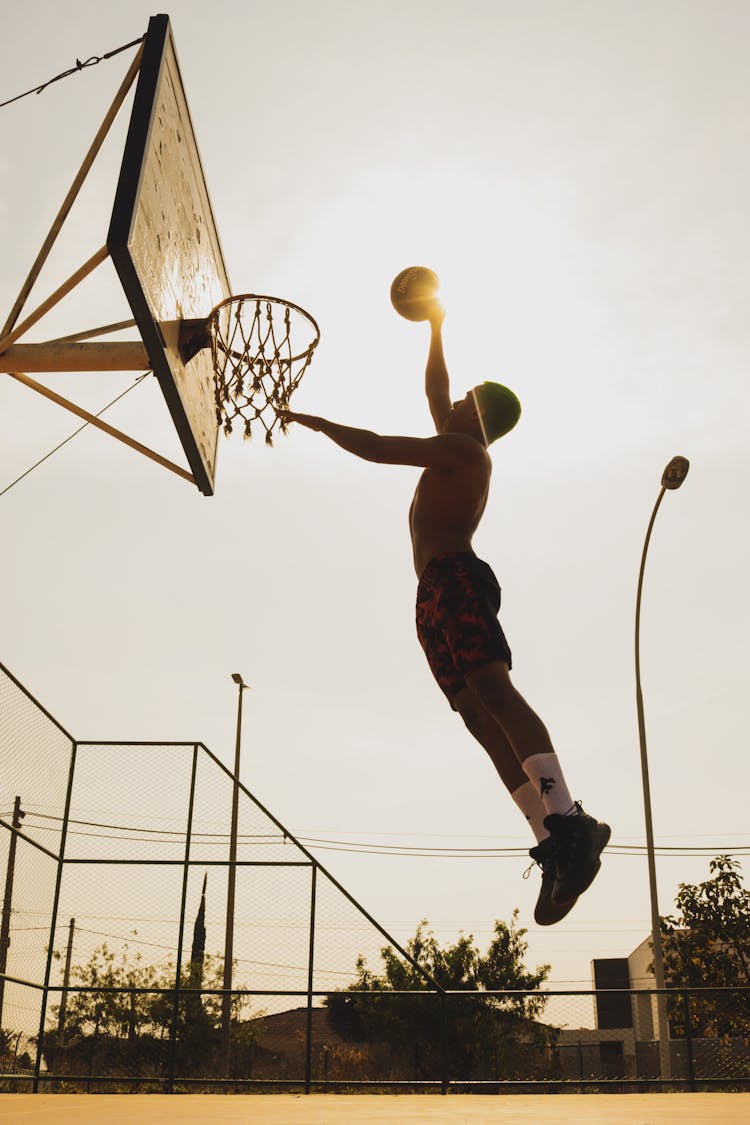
[210,295,320,444]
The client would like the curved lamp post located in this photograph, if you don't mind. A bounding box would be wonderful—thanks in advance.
[635,455,689,1081]
[222,672,250,1076]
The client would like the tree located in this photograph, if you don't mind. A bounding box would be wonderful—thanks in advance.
[52,940,162,1043]
[43,941,255,1079]
[326,912,554,1081]
[661,855,750,1038]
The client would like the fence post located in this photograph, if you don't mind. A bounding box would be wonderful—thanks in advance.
[440,991,448,1094]
[682,989,696,1090]
[166,744,198,1093]
[33,742,77,1092]
[55,916,75,1046]
[304,865,317,1094]
[0,796,25,1029]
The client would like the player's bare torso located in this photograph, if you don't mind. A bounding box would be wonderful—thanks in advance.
[409,457,491,578]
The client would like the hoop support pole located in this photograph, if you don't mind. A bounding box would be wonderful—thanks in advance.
[0,246,110,354]
[0,342,150,372]
[7,369,195,486]
[1,43,144,338]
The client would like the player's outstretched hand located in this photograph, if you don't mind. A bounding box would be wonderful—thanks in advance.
[275,408,323,431]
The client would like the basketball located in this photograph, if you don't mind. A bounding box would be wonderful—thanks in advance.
[390,266,441,322]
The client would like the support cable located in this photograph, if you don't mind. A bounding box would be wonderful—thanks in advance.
[0,36,144,110]
[0,373,150,497]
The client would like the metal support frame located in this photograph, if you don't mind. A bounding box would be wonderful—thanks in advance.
[1,47,144,340]
[6,370,194,485]
[10,661,745,1095]
[0,39,197,489]
[0,342,149,372]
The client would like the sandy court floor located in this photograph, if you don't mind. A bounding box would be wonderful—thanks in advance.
[2,1093,750,1125]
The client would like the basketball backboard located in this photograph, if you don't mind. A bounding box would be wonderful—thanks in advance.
[107,13,230,496]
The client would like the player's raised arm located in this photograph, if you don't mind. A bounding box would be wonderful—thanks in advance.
[424,311,452,434]
[389,266,450,433]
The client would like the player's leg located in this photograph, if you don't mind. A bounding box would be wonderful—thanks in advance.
[464,660,575,809]
[466,660,610,905]
[432,555,576,816]
[416,583,548,846]
[452,686,575,925]
[416,553,607,913]
[452,687,547,840]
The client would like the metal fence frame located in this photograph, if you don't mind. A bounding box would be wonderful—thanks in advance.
[3,980,750,1094]
[2,661,750,1095]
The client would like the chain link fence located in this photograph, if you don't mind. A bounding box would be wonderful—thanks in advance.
[1,661,749,1094]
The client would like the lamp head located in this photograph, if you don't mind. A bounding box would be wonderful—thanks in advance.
[231,673,244,685]
[662,456,689,490]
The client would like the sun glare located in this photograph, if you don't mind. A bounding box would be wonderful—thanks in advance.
[288,161,616,466]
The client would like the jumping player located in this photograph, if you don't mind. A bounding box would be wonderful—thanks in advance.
[279,309,609,925]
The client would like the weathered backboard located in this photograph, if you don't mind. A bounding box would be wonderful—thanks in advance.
[108,13,230,496]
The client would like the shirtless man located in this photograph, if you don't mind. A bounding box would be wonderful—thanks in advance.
[280,311,609,925]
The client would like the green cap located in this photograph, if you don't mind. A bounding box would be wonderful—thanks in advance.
[471,382,522,445]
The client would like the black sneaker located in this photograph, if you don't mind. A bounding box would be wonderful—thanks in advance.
[528,836,578,926]
[544,806,611,905]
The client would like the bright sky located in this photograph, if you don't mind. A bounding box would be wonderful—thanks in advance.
[1,0,749,995]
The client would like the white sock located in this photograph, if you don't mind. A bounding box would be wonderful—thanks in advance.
[522,752,576,818]
[511,780,548,844]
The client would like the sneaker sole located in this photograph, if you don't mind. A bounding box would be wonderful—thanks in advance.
[535,893,579,927]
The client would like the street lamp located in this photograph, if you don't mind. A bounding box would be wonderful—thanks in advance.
[222,673,250,1076]
[635,455,689,1081]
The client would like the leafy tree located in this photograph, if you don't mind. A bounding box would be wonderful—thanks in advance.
[327,912,554,1080]
[661,855,750,1038]
[52,940,162,1043]
[44,940,255,1078]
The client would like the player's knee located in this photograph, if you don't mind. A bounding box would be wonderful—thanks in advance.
[467,665,515,716]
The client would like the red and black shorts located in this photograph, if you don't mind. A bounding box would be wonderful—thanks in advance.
[415,551,512,708]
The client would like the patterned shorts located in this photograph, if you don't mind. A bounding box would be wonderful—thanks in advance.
[415,551,512,708]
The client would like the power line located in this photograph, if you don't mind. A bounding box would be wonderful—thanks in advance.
[16,810,749,860]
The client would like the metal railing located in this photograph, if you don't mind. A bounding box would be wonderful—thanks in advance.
[2,980,750,1092]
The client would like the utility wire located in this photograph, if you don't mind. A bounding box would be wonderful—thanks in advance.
[62,927,353,979]
[16,810,749,859]
[0,373,150,498]
[0,36,144,110]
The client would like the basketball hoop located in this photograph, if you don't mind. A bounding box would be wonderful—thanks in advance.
[209,294,320,444]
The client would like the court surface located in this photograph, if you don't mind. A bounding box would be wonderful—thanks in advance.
[3,1093,750,1125]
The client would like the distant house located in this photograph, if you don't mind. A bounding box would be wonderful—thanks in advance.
[247,1001,559,1085]
[556,936,663,1080]
[246,1007,371,1083]
[556,935,750,1083]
